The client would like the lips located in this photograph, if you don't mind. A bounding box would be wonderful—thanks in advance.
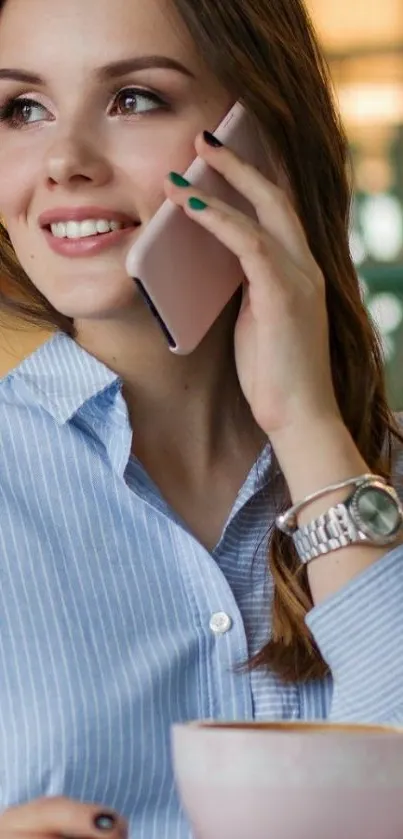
[38,205,141,258]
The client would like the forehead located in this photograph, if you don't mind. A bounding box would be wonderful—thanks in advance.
[0,0,198,70]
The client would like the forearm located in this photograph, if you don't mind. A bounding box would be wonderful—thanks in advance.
[270,415,403,605]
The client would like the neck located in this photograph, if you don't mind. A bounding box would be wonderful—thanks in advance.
[75,296,265,477]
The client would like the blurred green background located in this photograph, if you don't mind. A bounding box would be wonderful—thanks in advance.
[304,0,403,410]
[349,107,403,412]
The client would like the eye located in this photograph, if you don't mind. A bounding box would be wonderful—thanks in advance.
[109,87,167,117]
[0,96,51,128]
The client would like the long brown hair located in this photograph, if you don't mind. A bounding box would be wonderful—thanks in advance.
[0,0,401,682]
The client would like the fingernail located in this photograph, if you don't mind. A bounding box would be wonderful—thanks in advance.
[188,197,208,211]
[203,131,223,148]
[93,812,117,832]
[168,172,191,187]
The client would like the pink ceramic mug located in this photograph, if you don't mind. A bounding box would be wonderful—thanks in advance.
[171,720,403,839]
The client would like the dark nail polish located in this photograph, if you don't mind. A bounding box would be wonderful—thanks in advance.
[188,197,208,211]
[93,812,117,832]
[203,131,223,148]
[168,171,190,187]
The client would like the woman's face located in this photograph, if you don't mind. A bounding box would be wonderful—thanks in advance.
[0,0,232,320]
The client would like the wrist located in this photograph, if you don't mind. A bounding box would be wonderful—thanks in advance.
[269,415,370,522]
[270,416,402,607]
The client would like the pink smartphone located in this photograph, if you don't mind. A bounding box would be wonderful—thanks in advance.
[125,101,268,354]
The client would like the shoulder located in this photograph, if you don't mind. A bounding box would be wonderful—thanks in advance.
[0,368,29,416]
[0,369,47,460]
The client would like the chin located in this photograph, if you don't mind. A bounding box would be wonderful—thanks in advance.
[46,274,138,320]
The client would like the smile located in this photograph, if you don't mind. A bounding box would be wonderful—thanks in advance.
[49,218,132,239]
[38,205,140,257]
[42,221,139,258]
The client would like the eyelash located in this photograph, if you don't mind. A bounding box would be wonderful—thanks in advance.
[0,86,169,129]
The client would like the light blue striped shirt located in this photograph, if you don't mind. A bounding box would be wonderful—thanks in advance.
[0,330,402,838]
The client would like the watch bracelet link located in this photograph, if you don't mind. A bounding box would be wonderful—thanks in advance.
[293,501,364,565]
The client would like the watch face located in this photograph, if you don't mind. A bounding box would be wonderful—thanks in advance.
[354,486,402,538]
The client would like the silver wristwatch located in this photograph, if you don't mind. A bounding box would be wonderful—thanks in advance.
[279,476,403,565]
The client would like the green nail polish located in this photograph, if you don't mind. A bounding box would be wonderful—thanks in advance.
[169,172,190,187]
[188,197,208,211]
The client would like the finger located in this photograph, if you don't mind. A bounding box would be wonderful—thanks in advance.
[165,182,305,302]
[10,834,59,839]
[0,797,127,838]
[193,131,313,271]
[167,183,269,263]
[11,835,93,839]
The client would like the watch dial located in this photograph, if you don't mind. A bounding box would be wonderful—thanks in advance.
[357,489,401,536]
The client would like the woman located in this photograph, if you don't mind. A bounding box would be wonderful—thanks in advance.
[0,0,402,836]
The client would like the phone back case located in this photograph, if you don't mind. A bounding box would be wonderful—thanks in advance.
[125,103,268,354]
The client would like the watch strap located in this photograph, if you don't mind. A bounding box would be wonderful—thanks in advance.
[292,500,364,564]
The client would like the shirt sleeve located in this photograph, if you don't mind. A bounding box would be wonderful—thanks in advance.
[305,545,403,724]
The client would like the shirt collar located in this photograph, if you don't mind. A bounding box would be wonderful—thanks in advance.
[10,330,121,425]
[9,329,276,491]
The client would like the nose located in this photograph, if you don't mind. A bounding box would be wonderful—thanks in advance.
[44,133,112,190]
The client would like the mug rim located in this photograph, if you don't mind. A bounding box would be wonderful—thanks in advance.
[173,719,403,736]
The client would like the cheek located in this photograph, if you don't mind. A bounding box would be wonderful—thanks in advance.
[114,124,197,216]
[0,143,38,218]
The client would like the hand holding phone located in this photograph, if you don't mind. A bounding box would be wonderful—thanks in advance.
[125,102,268,354]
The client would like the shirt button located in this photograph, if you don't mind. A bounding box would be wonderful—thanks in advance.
[209,612,232,635]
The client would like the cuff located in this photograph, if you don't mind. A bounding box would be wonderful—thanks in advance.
[306,545,403,723]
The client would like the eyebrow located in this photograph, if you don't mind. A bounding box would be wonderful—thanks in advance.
[0,55,195,85]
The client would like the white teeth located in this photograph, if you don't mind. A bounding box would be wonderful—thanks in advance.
[49,218,125,239]
[66,221,82,239]
[95,219,111,234]
[79,220,98,238]
[52,223,66,238]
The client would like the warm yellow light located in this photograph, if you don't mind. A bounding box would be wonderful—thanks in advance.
[337,83,403,125]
